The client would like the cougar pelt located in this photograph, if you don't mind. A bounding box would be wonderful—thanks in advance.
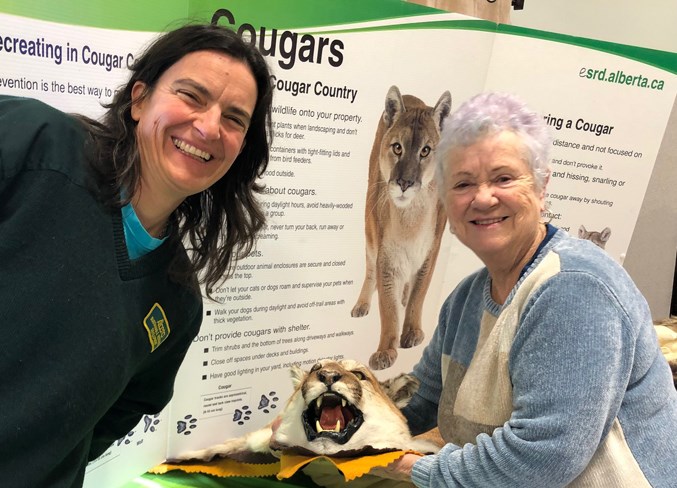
[352,85,452,370]
[172,359,440,462]
[655,316,677,389]
[578,225,611,249]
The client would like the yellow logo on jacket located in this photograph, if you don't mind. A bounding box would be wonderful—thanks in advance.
[143,303,170,352]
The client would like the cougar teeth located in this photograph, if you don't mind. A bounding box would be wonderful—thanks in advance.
[302,390,364,443]
[314,393,347,409]
[315,419,342,433]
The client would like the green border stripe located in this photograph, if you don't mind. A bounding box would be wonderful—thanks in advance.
[291,19,496,36]
[2,0,674,74]
[0,0,438,31]
[0,0,187,31]
[498,24,677,75]
[189,0,439,28]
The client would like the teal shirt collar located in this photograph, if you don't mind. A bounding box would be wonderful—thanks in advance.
[121,202,166,260]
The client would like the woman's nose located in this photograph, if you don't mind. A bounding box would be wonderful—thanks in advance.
[194,105,221,140]
[471,183,497,208]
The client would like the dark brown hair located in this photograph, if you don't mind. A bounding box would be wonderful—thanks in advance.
[78,23,273,298]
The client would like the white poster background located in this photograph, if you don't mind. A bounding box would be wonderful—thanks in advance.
[0,13,156,117]
[0,9,675,488]
[164,22,497,462]
[484,31,676,263]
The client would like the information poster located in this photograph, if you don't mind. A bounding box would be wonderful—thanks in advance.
[0,1,674,486]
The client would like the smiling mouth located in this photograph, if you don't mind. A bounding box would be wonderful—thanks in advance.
[471,217,507,226]
[302,392,364,444]
[172,137,212,162]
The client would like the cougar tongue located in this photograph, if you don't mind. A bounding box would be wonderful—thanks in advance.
[319,405,344,430]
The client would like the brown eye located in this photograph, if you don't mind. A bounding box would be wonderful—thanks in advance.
[352,370,366,380]
[177,89,200,103]
[392,143,402,156]
[420,146,431,158]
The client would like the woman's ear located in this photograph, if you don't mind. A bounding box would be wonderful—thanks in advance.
[130,81,148,122]
[539,171,551,202]
[543,170,551,189]
[534,170,550,213]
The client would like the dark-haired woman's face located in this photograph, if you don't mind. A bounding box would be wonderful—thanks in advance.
[130,50,257,203]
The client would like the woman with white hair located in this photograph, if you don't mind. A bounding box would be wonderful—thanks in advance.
[381,92,677,486]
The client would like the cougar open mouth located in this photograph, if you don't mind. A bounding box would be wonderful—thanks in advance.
[302,392,364,444]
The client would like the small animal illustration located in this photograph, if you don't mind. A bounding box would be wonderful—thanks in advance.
[578,225,611,249]
[170,359,440,462]
[351,85,451,370]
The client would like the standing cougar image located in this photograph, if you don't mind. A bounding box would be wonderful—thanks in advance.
[351,85,451,370]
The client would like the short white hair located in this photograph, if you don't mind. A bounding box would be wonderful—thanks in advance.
[435,92,551,193]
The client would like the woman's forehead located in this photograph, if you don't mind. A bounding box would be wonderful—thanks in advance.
[448,134,530,171]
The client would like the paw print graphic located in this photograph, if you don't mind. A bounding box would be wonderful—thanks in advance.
[176,414,197,435]
[258,392,280,414]
[143,414,161,433]
[116,430,134,446]
[233,405,252,425]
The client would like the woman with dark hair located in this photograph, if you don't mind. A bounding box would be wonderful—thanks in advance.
[83,22,273,292]
[0,23,272,487]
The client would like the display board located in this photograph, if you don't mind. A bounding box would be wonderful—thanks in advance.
[1,1,675,486]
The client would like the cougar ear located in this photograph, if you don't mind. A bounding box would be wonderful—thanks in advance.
[383,85,404,128]
[379,373,420,409]
[433,91,452,131]
[290,364,307,388]
[578,225,587,238]
[600,227,612,242]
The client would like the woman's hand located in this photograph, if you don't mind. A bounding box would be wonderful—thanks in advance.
[369,452,422,481]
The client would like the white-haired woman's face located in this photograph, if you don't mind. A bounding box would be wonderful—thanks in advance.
[441,131,546,265]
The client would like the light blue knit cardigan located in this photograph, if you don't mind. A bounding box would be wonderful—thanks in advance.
[403,228,677,487]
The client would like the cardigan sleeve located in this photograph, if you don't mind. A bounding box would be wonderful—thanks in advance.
[410,270,639,487]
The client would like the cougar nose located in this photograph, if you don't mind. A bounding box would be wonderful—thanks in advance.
[318,369,342,386]
[397,177,415,192]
